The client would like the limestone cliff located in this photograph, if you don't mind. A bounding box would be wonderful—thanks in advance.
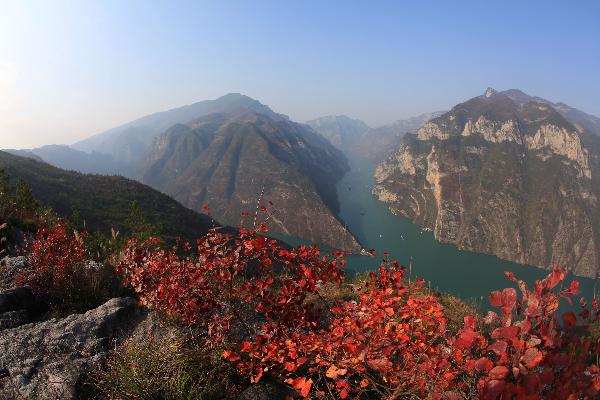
[374,89,600,277]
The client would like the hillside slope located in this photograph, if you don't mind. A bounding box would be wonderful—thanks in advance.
[141,110,361,251]
[0,151,214,241]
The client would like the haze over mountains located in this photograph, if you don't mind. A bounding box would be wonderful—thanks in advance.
[5,89,600,276]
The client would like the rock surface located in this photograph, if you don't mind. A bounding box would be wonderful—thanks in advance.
[237,379,297,400]
[0,297,143,399]
[374,89,600,277]
[0,286,47,332]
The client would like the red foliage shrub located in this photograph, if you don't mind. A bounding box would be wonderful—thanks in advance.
[19,221,87,294]
[119,212,600,399]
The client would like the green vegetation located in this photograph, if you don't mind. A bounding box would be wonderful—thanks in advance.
[0,151,215,242]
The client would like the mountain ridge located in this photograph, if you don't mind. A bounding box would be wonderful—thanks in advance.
[373,88,600,277]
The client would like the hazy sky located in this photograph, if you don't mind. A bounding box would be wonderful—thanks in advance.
[1,0,599,149]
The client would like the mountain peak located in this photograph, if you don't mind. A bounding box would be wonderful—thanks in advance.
[484,87,497,98]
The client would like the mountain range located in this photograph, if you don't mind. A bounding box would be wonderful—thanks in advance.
[7,94,361,251]
[6,89,600,276]
[307,112,444,160]
[373,88,600,277]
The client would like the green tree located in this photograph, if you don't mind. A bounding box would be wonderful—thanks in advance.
[15,179,39,211]
[0,169,9,198]
[126,200,159,239]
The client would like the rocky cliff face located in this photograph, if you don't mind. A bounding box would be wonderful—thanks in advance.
[374,89,600,277]
[141,110,361,251]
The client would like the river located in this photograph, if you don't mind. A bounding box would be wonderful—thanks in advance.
[273,154,598,307]
[335,154,598,307]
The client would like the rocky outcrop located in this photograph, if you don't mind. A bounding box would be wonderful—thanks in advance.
[374,89,600,277]
[237,379,297,400]
[0,286,47,332]
[417,122,450,141]
[526,124,591,178]
[0,297,143,399]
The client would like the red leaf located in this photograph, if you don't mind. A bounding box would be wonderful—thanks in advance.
[489,290,503,307]
[222,350,240,362]
[488,340,508,356]
[547,268,565,289]
[521,347,543,369]
[491,326,519,340]
[501,287,517,310]
[489,365,509,380]
[325,364,347,379]
[285,377,313,398]
[474,357,494,372]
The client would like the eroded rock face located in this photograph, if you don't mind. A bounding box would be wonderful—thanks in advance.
[0,297,143,400]
[374,89,600,277]
[417,122,449,141]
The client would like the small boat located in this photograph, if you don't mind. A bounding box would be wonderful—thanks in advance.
[400,235,404,240]
[379,234,383,238]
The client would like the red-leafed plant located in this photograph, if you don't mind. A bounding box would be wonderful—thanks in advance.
[118,210,600,399]
[20,221,88,294]
[452,269,600,399]
[19,220,127,314]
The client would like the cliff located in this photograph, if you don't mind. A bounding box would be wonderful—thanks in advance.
[373,89,600,277]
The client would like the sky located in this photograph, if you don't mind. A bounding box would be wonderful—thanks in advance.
[1,0,599,149]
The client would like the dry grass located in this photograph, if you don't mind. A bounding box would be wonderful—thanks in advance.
[91,332,244,400]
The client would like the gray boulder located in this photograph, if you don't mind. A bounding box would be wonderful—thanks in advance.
[0,256,27,290]
[0,310,29,331]
[0,297,143,399]
[237,379,297,400]
[0,286,36,314]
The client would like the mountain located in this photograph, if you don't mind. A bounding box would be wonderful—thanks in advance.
[373,88,600,277]
[306,115,370,149]
[502,89,600,136]
[356,112,444,161]
[0,151,214,241]
[140,109,361,251]
[72,93,282,164]
[307,113,444,162]
[4,145,131,176]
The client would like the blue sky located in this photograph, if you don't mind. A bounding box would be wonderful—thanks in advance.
[1,0,599,148]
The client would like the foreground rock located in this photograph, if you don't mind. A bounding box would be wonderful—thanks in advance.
[0,297,143,399]
[237,379,297,400]
[0,286,47,331]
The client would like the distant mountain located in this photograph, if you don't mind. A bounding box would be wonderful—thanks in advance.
[73,93,282,164]
[374,88,600,277]
[502,89,600,136]
[356,112,444,161]
[306,115,370,149]
[307,113,444,162]
[0,151,214,241]
[140,109,361,251]
[4,145,131,176]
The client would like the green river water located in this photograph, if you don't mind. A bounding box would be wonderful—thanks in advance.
[279,154,599,308]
